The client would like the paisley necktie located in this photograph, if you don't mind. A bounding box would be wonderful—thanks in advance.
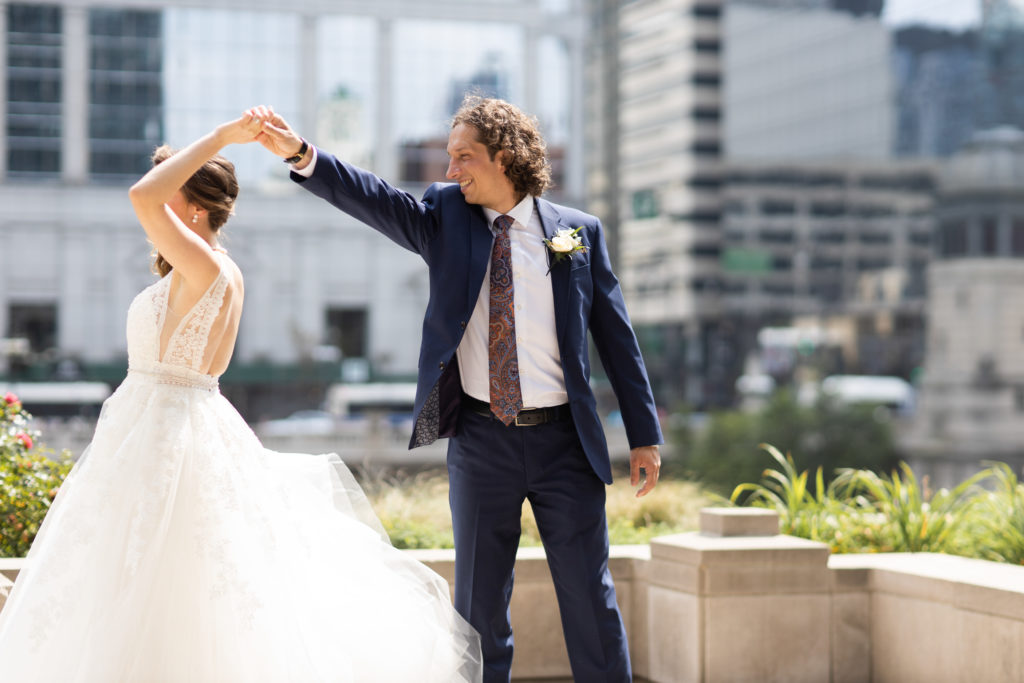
[488,214,523,425]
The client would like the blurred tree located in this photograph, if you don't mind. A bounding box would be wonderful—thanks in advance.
[676,390,899,494]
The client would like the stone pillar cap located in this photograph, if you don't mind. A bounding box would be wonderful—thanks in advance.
[701,507,780,537]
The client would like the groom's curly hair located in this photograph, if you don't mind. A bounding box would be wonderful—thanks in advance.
[452,95,552,198]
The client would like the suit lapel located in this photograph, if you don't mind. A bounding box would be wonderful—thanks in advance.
[467,204,492,315]
[536,198,571,349]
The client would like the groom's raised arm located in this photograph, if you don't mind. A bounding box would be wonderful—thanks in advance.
[249,105,439,256]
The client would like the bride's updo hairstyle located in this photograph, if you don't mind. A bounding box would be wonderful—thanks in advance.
[149,144,240,277]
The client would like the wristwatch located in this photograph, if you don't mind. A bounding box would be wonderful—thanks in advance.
[283,139,309,164]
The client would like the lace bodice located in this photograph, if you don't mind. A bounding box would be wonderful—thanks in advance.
[125,260,234,385]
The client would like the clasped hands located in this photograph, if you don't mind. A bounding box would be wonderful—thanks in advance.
[214,106,305,162]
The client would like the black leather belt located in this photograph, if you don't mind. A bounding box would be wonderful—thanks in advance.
[462,394,571,426]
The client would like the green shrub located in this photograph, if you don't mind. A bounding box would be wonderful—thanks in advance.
[963,462,1024,565]
[367,469,709,550]
[840,462,989,554]
[729,443,997,557]
[681,390,899,494]
[729,443,851,542]
[382,517,455,550]
[0,392,74,557]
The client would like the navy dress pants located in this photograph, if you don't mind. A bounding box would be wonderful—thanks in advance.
[447,407,631,683]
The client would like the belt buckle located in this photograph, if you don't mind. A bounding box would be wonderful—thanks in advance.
[514,411,539,427]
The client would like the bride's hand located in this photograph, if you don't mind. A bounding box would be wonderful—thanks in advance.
[245,105,304,160]
[215,113,263,147]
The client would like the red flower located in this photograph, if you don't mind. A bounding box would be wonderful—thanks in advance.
[3,392,17,405]
[16,433,33,450]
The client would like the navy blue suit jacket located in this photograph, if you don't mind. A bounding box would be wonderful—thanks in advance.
[293,150,662,484]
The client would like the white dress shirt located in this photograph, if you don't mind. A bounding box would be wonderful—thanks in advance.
[457,195,568,408]
[293,153,568,408]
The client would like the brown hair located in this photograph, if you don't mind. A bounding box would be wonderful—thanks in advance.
[149,145,239,277]
[451,95,552,198]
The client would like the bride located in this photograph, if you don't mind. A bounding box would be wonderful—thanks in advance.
[0,115,482,682]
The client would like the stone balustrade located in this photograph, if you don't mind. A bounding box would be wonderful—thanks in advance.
[3,509,1024,682]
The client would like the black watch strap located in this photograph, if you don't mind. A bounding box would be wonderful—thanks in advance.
[283,139,309,164]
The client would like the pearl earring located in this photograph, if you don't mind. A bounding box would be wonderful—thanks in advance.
[191,213,199,224]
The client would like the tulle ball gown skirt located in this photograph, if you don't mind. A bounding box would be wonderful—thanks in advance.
[0,370,482,682]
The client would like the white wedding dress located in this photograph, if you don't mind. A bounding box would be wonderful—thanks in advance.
[0,255,481,682]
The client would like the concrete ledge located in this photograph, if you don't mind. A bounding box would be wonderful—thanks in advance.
[700,507,780,536]
[0,571,11,614]
[830,552,1024,621]
[5,524,1024,682]
[0,557,22,583]
[649,531,832,594]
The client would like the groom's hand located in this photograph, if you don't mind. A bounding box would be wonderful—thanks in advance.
[244,105,311,168]
[630,445,661,497]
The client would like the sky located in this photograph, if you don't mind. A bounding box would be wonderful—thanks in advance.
[882,0,982,29]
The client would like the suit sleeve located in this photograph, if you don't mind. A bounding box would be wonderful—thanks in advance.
[291,147,440,256]
[586,220,664,449]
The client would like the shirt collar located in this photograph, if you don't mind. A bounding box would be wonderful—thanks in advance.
[483,194,536,233]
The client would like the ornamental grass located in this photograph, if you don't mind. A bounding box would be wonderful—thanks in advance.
[728,443,1024,563]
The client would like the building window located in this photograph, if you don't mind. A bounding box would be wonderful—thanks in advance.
[811,257,842,270]
[814,231,846,244]
[691,72,721,87]
[691,106,720,122]
[693,39,720,53]
[691,244,721,258]
[810,201,845,217]
[692,5,721,19]
[859,232,892,245]
[88,9,163,180]
[7,303,58,353]
[325,307,367,359]
[7,4,63,176]
[761,199,796,215]
[758,229,794,244]
[1015,386,1024,413]
[1012,219,1024,255]
[687,175,721,190]
[857,258,890,270]
[690,140,721,155]
[940,221,967,257]
[762,282,794,296]
[980,217,998,255]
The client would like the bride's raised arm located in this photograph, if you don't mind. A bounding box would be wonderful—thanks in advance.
[128,114,261,287]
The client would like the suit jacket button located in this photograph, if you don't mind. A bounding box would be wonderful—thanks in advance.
[460,321,467,329]
[439,361,445,370]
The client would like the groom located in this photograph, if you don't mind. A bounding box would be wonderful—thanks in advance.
[252,97,662,682]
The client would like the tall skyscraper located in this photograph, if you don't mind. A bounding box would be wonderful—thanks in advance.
[617,0,725,407]
[980,0,1024,131]
[893,28,982,159]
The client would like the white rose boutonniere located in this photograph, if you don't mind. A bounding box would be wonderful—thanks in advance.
[544,227,588,274]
